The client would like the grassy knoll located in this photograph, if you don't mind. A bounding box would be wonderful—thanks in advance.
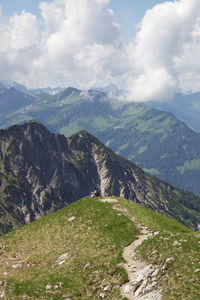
[0,197,137,299]
[118,197,200,300]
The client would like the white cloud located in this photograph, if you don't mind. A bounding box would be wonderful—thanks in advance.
[0,0,123,89]
[0,9,40,80]
[0,5,3,21]
[0,0,200,101]
[123,0,200,101]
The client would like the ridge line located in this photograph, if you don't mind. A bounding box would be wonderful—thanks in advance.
[99,197,162,300]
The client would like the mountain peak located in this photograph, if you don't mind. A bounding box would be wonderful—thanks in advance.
[0,121,200,236]
[60,87,81,97]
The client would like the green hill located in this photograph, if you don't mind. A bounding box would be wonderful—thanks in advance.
[1,88,200,195]
[0,197,199,299]
[0,88,35,114]
[148,92,200,133]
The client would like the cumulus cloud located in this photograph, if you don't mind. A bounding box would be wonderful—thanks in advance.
[0,0,122,88]
[123,0,200,101]
[0,0,200,101]
[0,9,40,80]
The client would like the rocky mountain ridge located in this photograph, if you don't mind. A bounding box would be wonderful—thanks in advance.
[0,121,200,234]
[1,87,200,195]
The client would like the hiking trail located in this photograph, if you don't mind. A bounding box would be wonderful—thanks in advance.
[100,198,162,300]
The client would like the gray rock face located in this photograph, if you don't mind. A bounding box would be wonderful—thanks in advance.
[0,121,200,235]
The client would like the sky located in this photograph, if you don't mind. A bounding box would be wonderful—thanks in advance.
[0,0,200,102]
[0,0,172,41]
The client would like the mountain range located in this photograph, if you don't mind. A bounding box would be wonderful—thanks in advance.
[1,86,200,196]
[0,121,200,235]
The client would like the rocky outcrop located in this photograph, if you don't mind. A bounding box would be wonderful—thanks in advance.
[0,121,200,234]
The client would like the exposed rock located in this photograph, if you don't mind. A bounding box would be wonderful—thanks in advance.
[57,253,68,261]
[99,292,106,299]
[162,257,174,270]
[58,260,65,266]
[103,286,109,292]
[0,246,5,252]
[124,284,132,294]
[12,264,22,269]
[45,284,52,290]
[154,231,160,235]
[84,263,91,268]
[173,240,181,246]
[92,279,98,284]
[52,254,69,268]
[144,280,157,293]
[135,279,148,296]
[68,217,76,222]
[151,268,159,277]
[194,269,200,273]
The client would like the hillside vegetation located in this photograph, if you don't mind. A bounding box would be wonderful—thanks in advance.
[0,197,199,299]
[148,92,200,132]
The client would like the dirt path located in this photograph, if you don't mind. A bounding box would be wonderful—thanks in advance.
[100,198,162,300]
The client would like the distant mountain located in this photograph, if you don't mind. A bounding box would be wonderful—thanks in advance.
[0,80,63,97]
[147,92,200,132]
[29,86,64,96]
[0,82,7,94]
[1,88,200,195]
[0,121,200,235]
[0,80,29,94]
[0,80,63,99]
[0,87,36,114]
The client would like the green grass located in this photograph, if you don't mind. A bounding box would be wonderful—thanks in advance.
[0,197,138,299]
[117,197,200,300]
[177,159,200,174]
[143,168,160,175]
[0,197,200,299]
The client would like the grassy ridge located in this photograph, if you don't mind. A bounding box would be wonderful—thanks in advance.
[0,197,199,299]
[118,198,200,300]
[0,197,137,299]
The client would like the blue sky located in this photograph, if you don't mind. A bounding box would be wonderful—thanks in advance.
[0,0,200,99]
[109,0,173,40]
[1,0,173,41]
